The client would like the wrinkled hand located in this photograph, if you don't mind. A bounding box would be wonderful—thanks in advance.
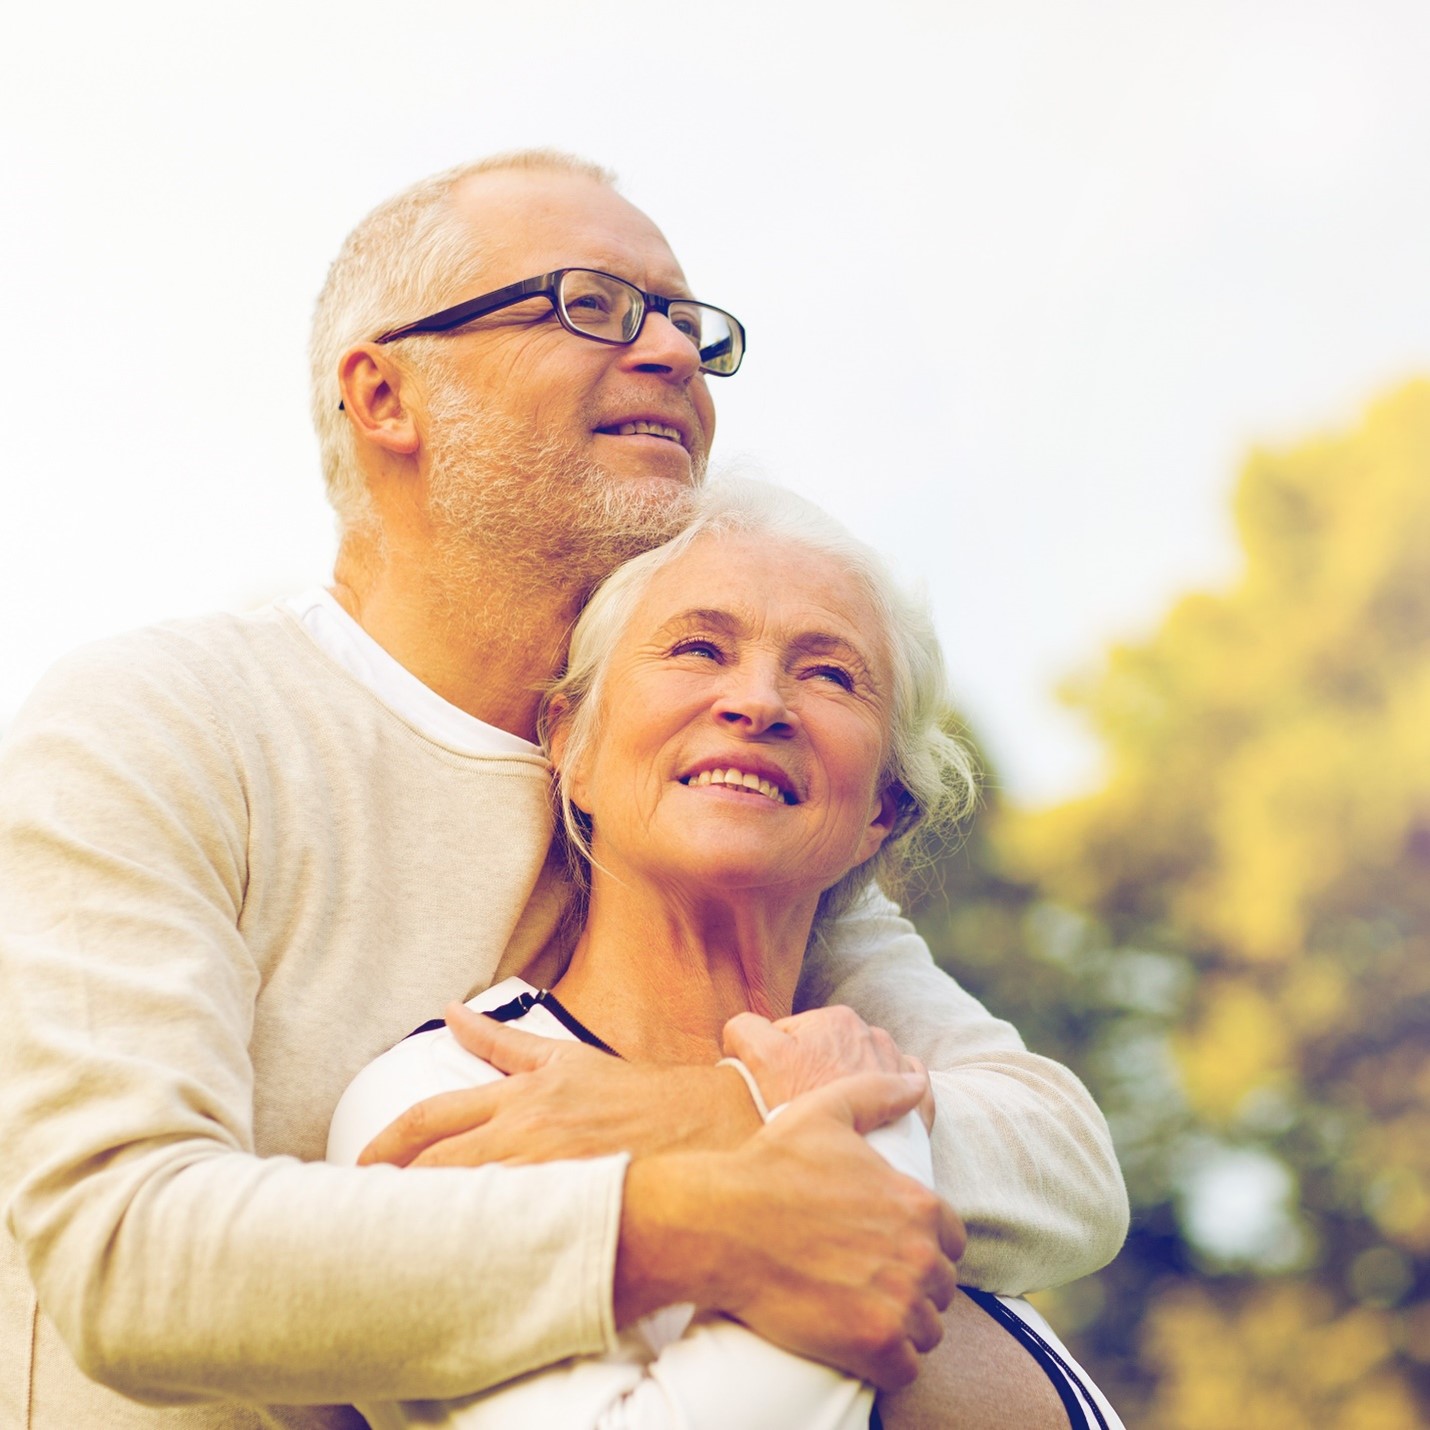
[620,1070,965,1390]
[723,1005,936,1131]
[357,1003,760,1168]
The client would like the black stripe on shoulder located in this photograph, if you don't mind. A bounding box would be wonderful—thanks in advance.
[961,1288,1106,1430]
[484,991,541,1024]
[402,989,622,1059]
[536,991,622,1058]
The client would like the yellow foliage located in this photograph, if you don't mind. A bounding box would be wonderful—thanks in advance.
[1362,1164,1430,1252]
[1194,709,1394,961]
[1338,1375,1425,1430]
[978,381,1430,1421]
[1144,1282,1416,1428]
[1281,957,1348,1038]
[1401,1301,1430,1363]
[1173,979,1292,1122]
[1004,380,1430,962]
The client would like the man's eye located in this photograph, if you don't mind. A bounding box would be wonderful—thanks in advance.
[567,293,614,315]
[668,305,703,342]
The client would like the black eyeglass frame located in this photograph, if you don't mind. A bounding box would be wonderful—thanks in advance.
[372,267,746,376]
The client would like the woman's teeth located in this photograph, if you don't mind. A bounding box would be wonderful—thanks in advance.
[684,768,792,804]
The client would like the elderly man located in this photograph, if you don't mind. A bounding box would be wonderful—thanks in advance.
[0,151,1125,1428]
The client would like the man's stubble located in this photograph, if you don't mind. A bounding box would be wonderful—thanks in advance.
[421,382,704,628]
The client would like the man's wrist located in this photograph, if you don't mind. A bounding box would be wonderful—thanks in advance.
[716,1057,774,1121]
[663,1063,762,1149]
[614,1151,731,1326]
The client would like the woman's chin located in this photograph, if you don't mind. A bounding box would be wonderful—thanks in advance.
[633,843,850,907]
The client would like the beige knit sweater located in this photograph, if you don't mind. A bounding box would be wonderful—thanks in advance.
[0,608,1125,1428]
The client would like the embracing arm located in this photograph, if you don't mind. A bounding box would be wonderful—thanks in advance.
[345,1060,941,1430]
[800,887,1129,1293]
[368,1010,963,1391]
[0,637,621,1405]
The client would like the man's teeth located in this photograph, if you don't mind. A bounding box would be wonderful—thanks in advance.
[613,420,681,443]
[684,768,792,804]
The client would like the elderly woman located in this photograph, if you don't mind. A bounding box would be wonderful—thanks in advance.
[329,482,1121,1430]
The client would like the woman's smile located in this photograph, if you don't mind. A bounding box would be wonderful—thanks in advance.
[678,761,798,805]
[563,531,898,899]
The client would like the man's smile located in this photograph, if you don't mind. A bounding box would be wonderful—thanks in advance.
[595,413,693,451]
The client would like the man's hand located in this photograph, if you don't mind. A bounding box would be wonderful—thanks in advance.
[616,1071,966,1391]
[724,1006,936,1131]
[357,1003,761,1167]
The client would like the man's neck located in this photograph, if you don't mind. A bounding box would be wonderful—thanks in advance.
[330,544,581,743]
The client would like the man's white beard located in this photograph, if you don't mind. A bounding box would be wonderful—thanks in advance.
[422,389,702,603]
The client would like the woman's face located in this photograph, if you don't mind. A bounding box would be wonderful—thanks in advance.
[560,532,899,901]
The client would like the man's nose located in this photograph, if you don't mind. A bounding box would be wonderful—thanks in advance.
[622,310,703,381]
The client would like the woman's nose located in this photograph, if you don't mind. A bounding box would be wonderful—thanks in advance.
[711,670,796,736]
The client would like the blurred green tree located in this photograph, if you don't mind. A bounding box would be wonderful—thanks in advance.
[917,380,1430,1426]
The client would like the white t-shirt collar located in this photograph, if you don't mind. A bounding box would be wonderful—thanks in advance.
[283,588,542,759]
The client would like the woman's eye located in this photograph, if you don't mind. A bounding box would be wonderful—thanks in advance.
[671,638,724,661]
[808,664,855,690]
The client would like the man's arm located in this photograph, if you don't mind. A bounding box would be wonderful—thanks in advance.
[390,893,1129,1299]
[350,1077,952,1430]
[800,886,1129,1293]
[0,639,624,1404]
[358,1010,963,1390]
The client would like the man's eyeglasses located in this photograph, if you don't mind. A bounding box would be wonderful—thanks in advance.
[375,268,746,377]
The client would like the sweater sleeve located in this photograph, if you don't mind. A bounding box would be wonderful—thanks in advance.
[798,887,1129,1294]
[0,640,624,1406]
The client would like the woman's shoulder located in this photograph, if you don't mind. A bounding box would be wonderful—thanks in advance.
[325,979,544,1165]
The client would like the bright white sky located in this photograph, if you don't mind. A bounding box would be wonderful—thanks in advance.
[3,0,1428,801]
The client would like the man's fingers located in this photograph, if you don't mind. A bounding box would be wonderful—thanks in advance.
[901,1054,937,1133]
[862,1335,920,1392]
[407,1125,529,1169]
[444,1001,567,1073]
[795,1070,927,1137]
[357,1083,502,1166]
[937,1203,968,1269]
[720,1010,781,1064]
[908,1297,946,1355]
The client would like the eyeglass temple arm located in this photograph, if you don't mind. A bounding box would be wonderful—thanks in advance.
[375,273,560,345]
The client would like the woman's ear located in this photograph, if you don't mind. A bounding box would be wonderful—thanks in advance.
[545,697,572,770]
[854,784,903,866]
[546,699,590,811]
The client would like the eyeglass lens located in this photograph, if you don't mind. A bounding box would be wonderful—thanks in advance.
[555,270,740,375]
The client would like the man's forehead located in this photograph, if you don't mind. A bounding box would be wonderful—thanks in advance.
[449,168,691,295]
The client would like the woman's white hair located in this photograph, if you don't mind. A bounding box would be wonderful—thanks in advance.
[308,149,616,530]
[540,478,978,929]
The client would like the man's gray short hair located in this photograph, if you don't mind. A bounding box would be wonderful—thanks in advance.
[540,478,979,929]
[309,150,616,529]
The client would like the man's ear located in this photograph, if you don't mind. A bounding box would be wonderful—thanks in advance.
[853,783,903,866]
[337,345,421,457]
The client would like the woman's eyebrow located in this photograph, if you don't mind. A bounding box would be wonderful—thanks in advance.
[653,608,744,639]
[790,631,874,666]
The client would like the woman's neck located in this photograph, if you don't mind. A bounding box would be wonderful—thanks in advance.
[550,880,819,1065]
